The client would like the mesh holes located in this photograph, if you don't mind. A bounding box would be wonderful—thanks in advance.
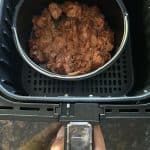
[22,48,133,97]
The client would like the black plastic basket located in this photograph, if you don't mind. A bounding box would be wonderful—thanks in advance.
[0,0,150,105]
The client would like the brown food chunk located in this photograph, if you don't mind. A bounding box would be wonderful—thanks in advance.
[63,1,82,18]
[29,2,114,75]
[49,3,62,19]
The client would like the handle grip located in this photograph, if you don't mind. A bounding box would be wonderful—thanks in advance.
[65,122,93,150]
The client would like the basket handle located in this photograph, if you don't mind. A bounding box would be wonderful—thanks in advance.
[65,122,93,150]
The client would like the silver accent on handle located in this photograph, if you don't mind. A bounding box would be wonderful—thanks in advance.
[66,122,93,150]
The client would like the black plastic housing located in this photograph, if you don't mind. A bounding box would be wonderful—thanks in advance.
[0,0,149,104]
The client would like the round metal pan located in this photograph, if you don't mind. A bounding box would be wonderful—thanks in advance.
[12,0,128,80]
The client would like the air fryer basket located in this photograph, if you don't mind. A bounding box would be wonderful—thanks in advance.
[0,0,150,103]
[12,0,128,80]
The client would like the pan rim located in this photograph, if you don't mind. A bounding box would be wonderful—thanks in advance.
[12,0,129,80]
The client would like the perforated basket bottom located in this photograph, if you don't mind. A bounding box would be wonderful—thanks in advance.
[22,41,133,97]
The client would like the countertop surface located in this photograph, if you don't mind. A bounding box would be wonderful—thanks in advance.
[0,119,150,150]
